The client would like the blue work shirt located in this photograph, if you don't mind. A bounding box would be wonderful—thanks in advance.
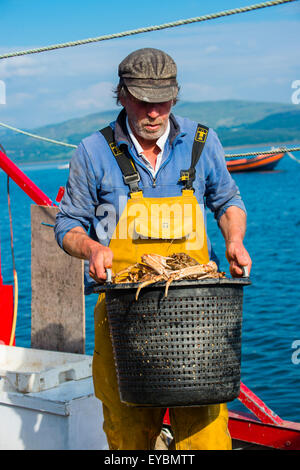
[54,109,246,292]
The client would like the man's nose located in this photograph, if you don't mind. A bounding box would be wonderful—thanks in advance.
[146,104,160,119]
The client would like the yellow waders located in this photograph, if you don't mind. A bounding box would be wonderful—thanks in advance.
[92,188,231,450]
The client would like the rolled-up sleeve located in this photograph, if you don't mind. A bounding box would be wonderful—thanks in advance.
[204,129,246,222]
[54,142,98,250]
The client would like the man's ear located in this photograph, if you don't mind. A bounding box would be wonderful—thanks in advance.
[119,95,125,107]
[119,91,129,108]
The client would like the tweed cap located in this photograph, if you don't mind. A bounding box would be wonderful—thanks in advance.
[118,48,178,103]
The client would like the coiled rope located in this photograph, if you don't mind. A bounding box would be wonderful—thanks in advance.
[0,0,297,60]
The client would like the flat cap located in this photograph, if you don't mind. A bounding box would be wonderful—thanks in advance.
[118,48,178,103]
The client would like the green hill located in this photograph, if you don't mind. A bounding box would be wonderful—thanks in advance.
[0,101,299,163]
[173,100,298,128]
[217,110,300,146]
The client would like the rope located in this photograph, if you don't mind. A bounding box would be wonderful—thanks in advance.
[0,121,299,158]
[0,141,19,346]
[0,121,77,149]
[8,174,18,346]
[225,147,300,157]
[287,151,300,164]
[0,0,297,60]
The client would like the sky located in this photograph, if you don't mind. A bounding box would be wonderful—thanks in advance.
[0,0,299,129]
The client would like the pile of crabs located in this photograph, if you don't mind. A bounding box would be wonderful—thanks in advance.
[112,253,225,299]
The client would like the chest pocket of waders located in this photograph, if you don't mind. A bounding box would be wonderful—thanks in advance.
[96,123,210,266]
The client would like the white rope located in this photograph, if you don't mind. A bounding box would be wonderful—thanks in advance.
[0,121,77,149]
[287,151,300,164]
[0,0,297,60]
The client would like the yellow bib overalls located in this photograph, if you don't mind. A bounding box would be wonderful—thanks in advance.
[92,126,231,450]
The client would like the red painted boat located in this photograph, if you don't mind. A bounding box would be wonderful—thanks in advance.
[226,152,285,173]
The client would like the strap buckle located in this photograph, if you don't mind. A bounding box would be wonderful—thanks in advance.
[123,172,140,192]
[179,168,195,183]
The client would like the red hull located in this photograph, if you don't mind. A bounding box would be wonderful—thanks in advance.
[227,152,285,173]
[163,382,300,450]
[0,284,14,345]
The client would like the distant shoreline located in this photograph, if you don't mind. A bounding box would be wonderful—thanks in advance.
[14,140,299,167]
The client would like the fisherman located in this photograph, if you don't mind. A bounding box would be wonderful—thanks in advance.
[54,48,252,450]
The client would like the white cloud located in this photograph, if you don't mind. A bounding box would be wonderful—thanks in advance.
[204,45,219,54]
[52,81,116,113]
[0,54,47,79]
[181,82,232,102]
[9,91,32,106]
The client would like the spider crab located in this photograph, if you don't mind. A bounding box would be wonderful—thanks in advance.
[112,253,225,300]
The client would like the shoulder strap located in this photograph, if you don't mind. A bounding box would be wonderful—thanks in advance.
[179,123,209,190]
[100,126,141,193]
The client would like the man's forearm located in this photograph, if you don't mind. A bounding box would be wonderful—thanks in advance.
[218,206,246,245]
[62,226,100,260]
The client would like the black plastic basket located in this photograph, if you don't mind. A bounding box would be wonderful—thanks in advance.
[95,277,250,407]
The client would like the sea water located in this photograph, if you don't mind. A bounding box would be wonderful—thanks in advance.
[0,148,299,421]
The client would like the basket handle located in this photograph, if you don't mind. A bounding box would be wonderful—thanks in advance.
[105,268,112,283]
[241,266,249,277]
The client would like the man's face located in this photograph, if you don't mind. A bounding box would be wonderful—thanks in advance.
[120,92,173,145]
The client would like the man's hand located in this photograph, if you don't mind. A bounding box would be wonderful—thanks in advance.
[88,244,113,282]
[219,206,252,278]
[225,240,252,278]
[62,226,113,282]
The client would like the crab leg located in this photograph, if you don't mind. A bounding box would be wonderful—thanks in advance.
[112,253,225,299]
[164,273,176,298]
[135,274,165,301]
[112,263,140,281]
[141,254,171,277]
[113,263,153,283]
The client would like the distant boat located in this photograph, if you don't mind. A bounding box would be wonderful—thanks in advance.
[226,151,285,173]
[57,163,69,170]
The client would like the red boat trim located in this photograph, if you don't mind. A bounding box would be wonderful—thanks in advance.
[0,284,14,345]
[226,152,284,172]
[228,410,300,450]
[238,383,283,425]
[162,381,300,449]
[0,149,55,207]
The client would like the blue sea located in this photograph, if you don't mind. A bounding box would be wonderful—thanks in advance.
[0,146,299,422]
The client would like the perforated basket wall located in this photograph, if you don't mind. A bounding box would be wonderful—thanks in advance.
[104,279,249,407]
